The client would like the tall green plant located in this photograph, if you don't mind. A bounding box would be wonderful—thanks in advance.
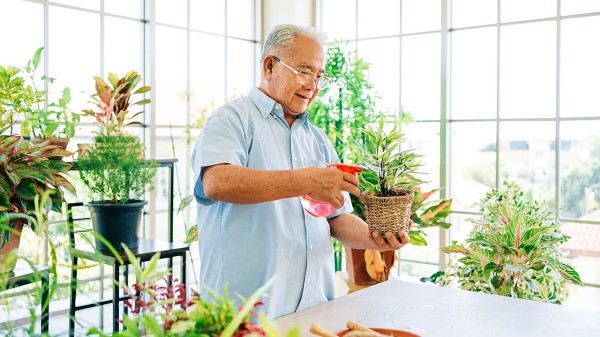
[422,182,582,303]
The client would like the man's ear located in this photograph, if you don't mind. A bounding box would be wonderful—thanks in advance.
[262,56,274,80]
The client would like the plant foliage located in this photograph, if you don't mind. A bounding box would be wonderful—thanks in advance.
[356,115,424,197]
[422,182,583,304]
[87,247,299,337]
[77,126,156,204]
[0,47,79,138]
[82,70,150,129]
[0,136,74,248]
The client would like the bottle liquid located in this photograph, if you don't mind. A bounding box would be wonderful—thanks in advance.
[300,163,363,217]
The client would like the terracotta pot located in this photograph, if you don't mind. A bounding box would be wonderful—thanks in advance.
[345,246,396,285]
[0,219,25,275]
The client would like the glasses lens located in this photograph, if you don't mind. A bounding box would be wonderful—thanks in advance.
[317,77,331,90]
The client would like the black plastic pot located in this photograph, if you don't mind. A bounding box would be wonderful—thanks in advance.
[86,200,148,251]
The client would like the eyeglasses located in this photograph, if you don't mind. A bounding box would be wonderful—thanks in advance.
[272,56,332,90]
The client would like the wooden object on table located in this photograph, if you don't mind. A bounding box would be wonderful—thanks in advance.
[276,279,600,337]
[310,323,339,337]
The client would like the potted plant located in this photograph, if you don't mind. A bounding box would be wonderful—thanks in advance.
[422,182,583,303]
[0,136,74,273]
[356,115,425,236]
[77,124,157,251]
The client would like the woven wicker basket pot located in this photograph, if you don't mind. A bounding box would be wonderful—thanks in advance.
[360,189,414,236]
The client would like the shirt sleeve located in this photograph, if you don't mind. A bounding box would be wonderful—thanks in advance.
[192,109,249,206]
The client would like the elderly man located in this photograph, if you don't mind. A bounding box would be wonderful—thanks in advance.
[192,24,410,318]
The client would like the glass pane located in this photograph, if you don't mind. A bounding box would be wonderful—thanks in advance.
[450,27,497,119]
[450,122,497,212]
[561,222,600,308]
[559,120,600,219]
[398,261,439,283]
[451,0,497,28]
[0,0,44,66]
[448,213,477,247]
[399,227,440,264]
[104,17,142,77]
[190,33,226,116]
[498,121,556,202]
[227,0,255,39]
[357,0,400,38]
[404,122,440,192]
[499,22,556,118]
[49,7,100,119]
[226,39,256,98]
[321,0,356,41]
[156,0,187,27]
[562,0,600,16]
[155,26,187,126]
[104,0,141,18]
[402,0,441,34]
[401,33,440,120]
[52,0,99,10]
[357,37,400,112]
[501,0,556,22]
[560,16,600,118]
[190,0,224,34]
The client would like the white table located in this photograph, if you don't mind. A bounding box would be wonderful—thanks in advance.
[275,279,600,337]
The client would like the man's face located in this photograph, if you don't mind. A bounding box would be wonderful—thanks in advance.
[263,36,326,117]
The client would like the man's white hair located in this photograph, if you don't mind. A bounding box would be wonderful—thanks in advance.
[260,24,328,62]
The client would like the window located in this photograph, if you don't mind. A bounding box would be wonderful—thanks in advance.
[319,0,600,309]
[0,0,259,326]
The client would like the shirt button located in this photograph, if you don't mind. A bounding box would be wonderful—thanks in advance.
[275,105,279,110]
[307,277,311,283]
[309,245,313,250]
[293,157,298,162]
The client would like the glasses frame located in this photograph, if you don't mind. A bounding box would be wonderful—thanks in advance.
[271,56,332,90]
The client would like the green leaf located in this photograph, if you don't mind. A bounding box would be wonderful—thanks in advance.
[15,178,38,201]
[408,230,427,246]
[32,47,44,69]
[177,194,195,214]
[184,225,198,243]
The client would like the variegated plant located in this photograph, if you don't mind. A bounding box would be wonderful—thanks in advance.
[423,182,582,304]
[82,70,150,129]
[0,136,75,248]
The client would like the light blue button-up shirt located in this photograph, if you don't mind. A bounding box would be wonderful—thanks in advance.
[192,87,353,318]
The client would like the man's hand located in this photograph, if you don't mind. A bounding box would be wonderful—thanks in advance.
[368,219,413,251]
[302,166,360,208]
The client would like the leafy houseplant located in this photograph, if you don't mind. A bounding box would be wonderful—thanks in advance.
[422,182,583,304]
[0,136,74,272]
[77,125,157,251]
[357,115,424,236]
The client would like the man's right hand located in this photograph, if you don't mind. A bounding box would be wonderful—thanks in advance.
[301,166,360,208]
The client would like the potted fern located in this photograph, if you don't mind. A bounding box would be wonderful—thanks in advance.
[357,115,425,237]
[422,182,583,303]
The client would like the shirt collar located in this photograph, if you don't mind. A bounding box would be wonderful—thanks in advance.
[248,87,310,129]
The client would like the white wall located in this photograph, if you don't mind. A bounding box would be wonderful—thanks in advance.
[261,0,315,41]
